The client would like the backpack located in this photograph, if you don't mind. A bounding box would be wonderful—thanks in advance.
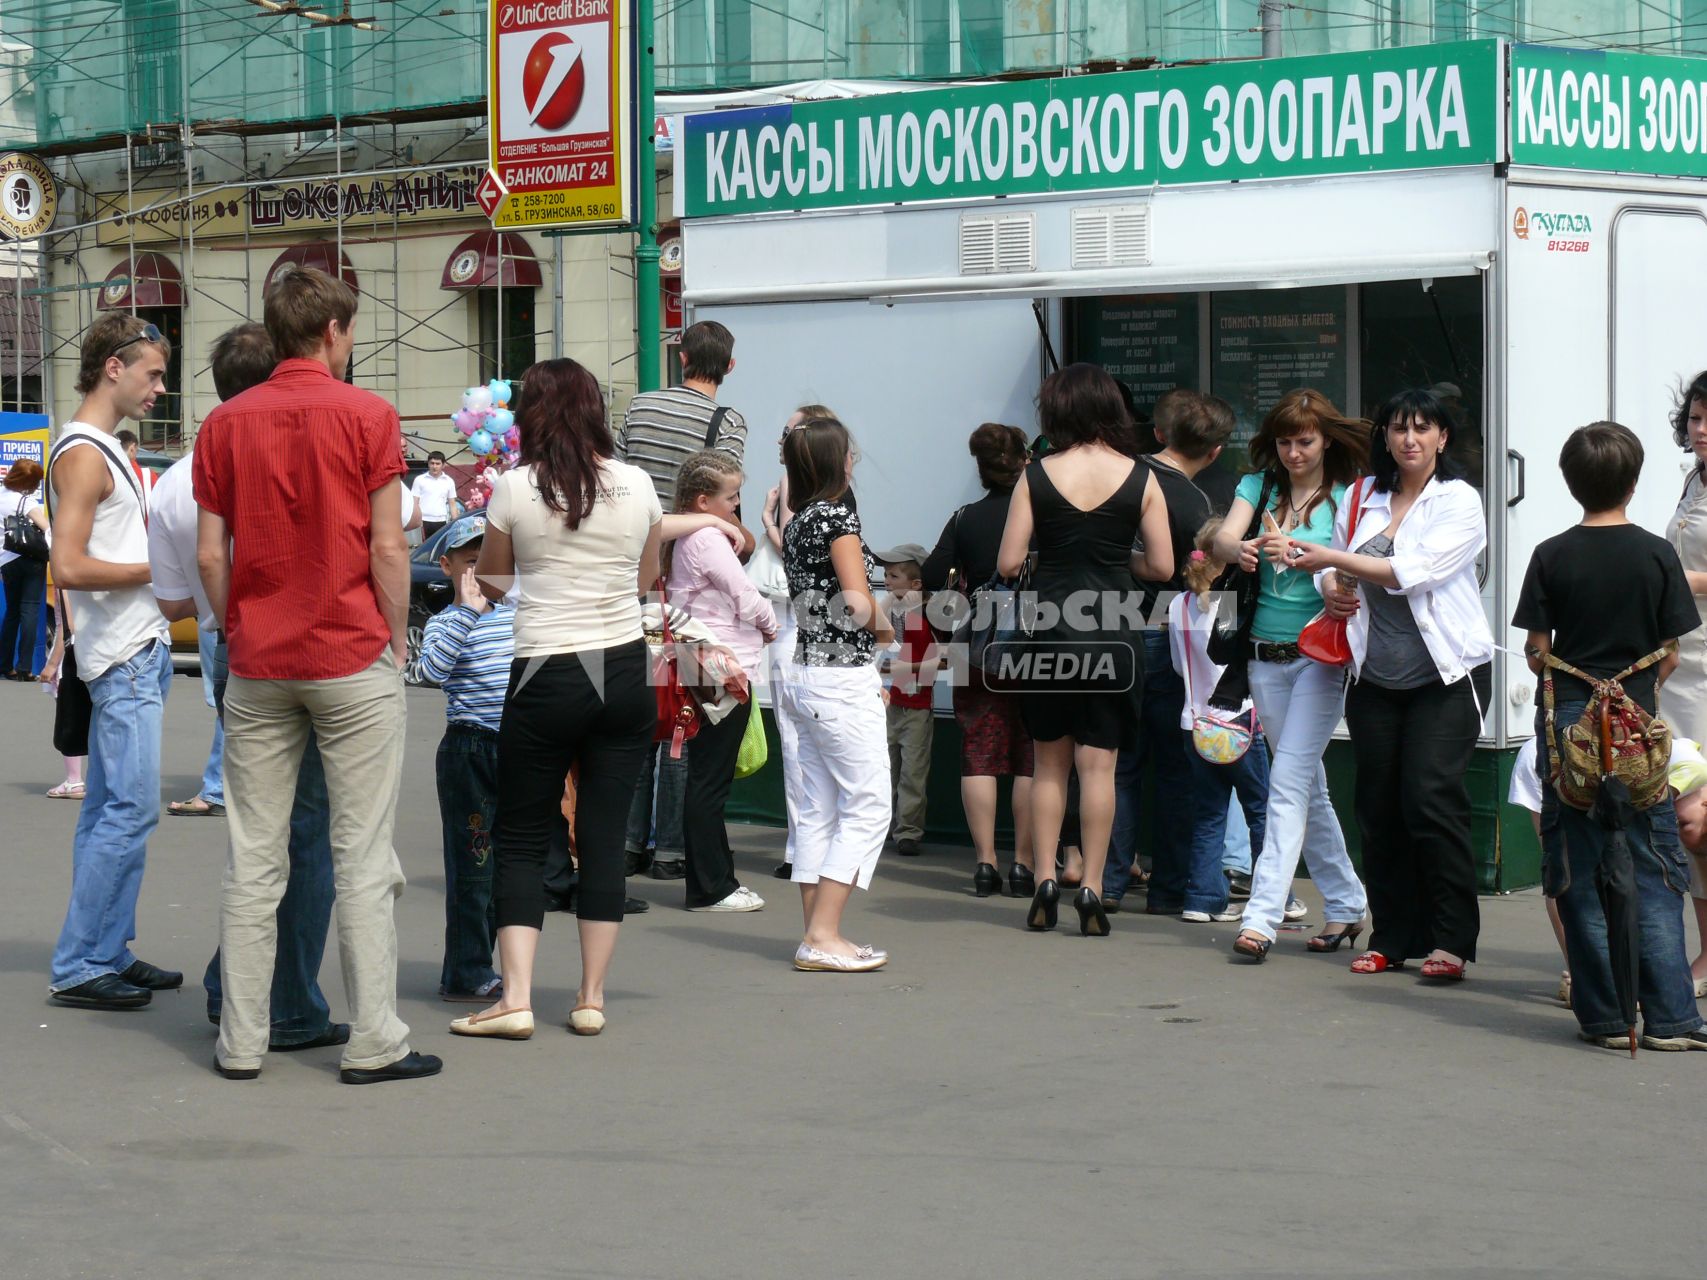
[1540,648,1673,811]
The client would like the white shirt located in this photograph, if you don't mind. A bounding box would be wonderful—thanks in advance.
[1169,590,1254,727]
[1316,476,1494,687]
[0,489,43,570]
[486,459,663,658]
[411,471,457,522]
[146,452,215,630]
[48,423,169,681]
[1511,735,1707,811]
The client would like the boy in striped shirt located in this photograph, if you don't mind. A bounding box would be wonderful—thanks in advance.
[419,513,511,1002]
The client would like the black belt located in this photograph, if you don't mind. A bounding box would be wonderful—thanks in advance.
[1248,639,1300,663]
[446,720,500,739]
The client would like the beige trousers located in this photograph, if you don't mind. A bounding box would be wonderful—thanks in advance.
[887,703,933,844]
[217,654,410,1072]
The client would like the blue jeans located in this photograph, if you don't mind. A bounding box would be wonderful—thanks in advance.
[201,641,336,1044]
[1221,743,1269,874]
[1184,739,1270,913]
[1106,628,1190,904]
[197,626,224,806]
[50,639,172,991]
[625,741,687,857]
[1539,703,1703,1039]
[436,724,501,994]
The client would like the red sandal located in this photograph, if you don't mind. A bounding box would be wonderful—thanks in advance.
[1349,950,1403,975]
[1419,957,1467,981]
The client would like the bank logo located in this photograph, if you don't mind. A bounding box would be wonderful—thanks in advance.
[523,33,586,132]
[0,153,57,240]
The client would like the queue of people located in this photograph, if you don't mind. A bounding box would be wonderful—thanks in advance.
[25,290,1707,1076]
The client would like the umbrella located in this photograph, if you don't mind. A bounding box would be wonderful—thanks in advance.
[1587,699,1642,1058]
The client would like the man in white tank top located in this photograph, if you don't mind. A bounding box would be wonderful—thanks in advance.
[46,314,177,1010]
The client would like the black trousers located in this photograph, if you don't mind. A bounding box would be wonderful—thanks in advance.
[1344,663,1490,962]
[682,699,751,908]
[1,554,46,674]
[495,642,655,926]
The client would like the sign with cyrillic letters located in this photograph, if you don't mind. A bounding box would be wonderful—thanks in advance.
[683,41,1501,217]
[1511,44,1707,177]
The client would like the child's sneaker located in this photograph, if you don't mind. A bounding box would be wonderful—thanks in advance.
[696,886,765,913]
[1283,896,1308,921]
[1181,909,1241,923]
[1639,1028,1707,1051]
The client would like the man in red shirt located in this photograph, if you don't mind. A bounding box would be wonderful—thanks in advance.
[194,266,440,1085]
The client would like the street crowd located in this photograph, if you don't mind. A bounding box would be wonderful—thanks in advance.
[6,270,1706,1085]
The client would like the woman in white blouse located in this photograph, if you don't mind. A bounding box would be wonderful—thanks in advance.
[1291,388,1493,982]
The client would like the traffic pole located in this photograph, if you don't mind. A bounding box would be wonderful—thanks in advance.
[634,0,661,393]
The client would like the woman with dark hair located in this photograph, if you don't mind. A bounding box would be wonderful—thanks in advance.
[921,423,1036,898]
[998,364,1173,936]
[1293,388,1492,979]
[452,359,737,1040]
[1,457,51,679]
[1661,369,1707,994]
[778,414,894,970]
[1212,388,1370,962]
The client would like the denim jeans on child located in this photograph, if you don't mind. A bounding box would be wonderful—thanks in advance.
[50,639,172,991]
[1241,657,1367,940]
[202,640,337,1046]
[197,625,225,807]
[1106,629,1190,904]
[625,741,687,857]
[1539,702,1704,1040]
[436,723,501,994]
[1221,745,1269,875]
[1184,739,1270,914]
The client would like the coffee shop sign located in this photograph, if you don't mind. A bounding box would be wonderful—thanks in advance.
[94,167,483,246]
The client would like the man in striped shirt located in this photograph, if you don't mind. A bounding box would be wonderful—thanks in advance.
[617,320,748,508]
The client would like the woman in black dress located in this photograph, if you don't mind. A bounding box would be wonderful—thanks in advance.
[997,364,1173,935]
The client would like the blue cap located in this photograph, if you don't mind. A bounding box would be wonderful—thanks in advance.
[442,513,487,550]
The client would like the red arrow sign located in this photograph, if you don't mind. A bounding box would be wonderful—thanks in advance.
[475,170,508,221]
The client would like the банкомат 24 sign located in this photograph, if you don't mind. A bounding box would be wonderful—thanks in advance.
[682,41,1502,217]
[488,0,635,230]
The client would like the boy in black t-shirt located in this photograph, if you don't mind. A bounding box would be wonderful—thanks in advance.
[1511,422,1706,1051]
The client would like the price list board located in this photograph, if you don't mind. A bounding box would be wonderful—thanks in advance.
[1209,286,1348,464]
[1068,295,1200,421]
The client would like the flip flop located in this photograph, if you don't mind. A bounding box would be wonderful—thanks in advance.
[46,782,85,799]
[168,797,225,817]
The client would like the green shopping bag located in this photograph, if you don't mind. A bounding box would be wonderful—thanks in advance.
[734,701,769,779]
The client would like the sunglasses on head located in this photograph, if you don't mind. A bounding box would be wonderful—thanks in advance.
[109,322,165,359]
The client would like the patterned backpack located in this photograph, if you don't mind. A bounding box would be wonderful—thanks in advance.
[1540,648,1674,811]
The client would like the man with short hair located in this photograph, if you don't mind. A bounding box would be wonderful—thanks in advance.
[149,321,347,1053]
[616,320,748,507]
[116,429,139,461]
[195,266,439,1085]
[411,450,459,540]
[46,313,178,1010]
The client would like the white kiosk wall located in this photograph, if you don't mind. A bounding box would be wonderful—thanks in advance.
[696,297,1044,554]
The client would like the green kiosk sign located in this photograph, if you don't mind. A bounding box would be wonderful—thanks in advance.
[1511,44,1707,177]
[683,41,1503,217]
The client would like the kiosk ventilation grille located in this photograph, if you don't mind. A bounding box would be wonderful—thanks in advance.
[960,214,1036,274]
[1071,206,1151,269]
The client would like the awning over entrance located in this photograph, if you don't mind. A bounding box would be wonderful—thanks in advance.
[440,231,542,290]
[265,243,359,296]
[97,253,184,311]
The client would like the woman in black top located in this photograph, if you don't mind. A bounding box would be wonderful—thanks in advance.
[998,365,1173,936]
[922,424,1036,899]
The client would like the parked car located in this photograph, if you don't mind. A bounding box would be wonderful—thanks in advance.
[405,523,455,686]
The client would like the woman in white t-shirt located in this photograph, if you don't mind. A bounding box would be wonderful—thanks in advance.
[451,359,736,1042]
[2,458,52,679]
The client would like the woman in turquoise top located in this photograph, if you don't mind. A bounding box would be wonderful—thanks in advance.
[1212,389,1371,961]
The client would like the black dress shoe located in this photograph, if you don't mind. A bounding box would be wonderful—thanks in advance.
[543,891,574,913]
[1075,887,1111,937]
[214,1059,260,1080]
[120,959,184,990]
[624,896,649,914]
[773,862,793,880]
[1226,870,1253,901]
[648,858,686,880]
[896,838,922,856]
[340,1051,444,1085]
[49,974,151,1009]
[1104,896,1123,915]
[624,849,654,877]
[272,1023,351,1052]
[973,863,1001,897]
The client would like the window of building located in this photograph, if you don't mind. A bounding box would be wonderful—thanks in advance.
[134,305,184,454]
[477,290,537,386]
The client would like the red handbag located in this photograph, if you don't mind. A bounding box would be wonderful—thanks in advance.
[649,580,703,759]
[1296,478,1366,667]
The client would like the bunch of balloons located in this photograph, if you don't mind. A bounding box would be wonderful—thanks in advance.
[451,379,518,510]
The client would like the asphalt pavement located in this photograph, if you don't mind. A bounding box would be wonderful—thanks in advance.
[1,673,1701,1280]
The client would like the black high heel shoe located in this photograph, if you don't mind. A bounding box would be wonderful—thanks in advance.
[1306,923,1364,953]
[1074,887,1110,938]
[1008,863,1036,899]
[973,863,1001,898]
[1026,879,1059,931]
